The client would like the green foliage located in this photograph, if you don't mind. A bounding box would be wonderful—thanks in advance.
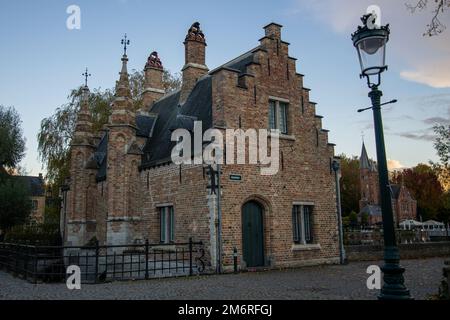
[361,212,369,226]
[430,124,450,192]
[163,69,182,93]
[0,105,26,170]
[0,177,31,231]
[348,211,358,228]
[338,154,361,216]
[38,70,181,188]
[4,222,61,245]
[44,198,61,225]
[84,236,98,247]
[37,87,114,186]
[342,215,350,229]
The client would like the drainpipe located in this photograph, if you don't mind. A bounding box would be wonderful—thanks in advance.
[216,163,222,274]
[332,159,346,264]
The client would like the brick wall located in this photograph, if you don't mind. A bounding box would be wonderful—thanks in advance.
[346,242,450,261]
[65,22,340,270]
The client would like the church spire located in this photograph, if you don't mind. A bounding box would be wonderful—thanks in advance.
[360,142,371,170]
[73,69,93,145]
[115,53,132,98]
[115,35,132,99]
[110,35,135,126]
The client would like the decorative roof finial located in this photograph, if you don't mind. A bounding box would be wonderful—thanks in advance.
[82,67,91,87]
[145,51,163,70]
[121,33,130,55]
[185,22,205,42]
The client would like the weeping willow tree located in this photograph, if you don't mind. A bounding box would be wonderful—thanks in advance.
[38,70,181,190]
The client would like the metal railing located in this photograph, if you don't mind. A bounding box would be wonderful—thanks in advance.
[0,238,206,284]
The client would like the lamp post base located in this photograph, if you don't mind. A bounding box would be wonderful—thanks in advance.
[378,246,412,300]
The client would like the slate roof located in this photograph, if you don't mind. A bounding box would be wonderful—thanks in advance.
[360,142,377,172]
[390,184,401,199]
[141,75,213,168]
[136,114,157,137]
[90,46,260,175]
[210,47,261,75]
[360,142,370,169]
[360,205,382,216]
[15,176,45,197]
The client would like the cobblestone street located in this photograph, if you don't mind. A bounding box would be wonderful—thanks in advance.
[0,258,447,300]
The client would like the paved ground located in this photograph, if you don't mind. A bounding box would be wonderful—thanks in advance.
[0,257,447,300]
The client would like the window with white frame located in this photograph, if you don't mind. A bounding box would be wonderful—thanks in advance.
[31,200,38,211]
[269,100,288,134]
[159,206,174,244]
[292,204,314,244]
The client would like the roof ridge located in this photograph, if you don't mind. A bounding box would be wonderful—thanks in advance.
[209,46,260,74]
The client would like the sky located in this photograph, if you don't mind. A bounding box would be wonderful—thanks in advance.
[0,0,449,176]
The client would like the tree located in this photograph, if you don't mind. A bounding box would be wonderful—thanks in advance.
[163,70,182,93]
[0,178,31,232]
[406,0,450,36]
[38,87,113,187]
[0,106,26,173]
[38,70,181,188]
[430,124,450,191]
[429,124,450,229]
[338,154,361,216]
[348,211,358,229]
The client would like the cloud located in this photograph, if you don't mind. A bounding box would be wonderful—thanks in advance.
[400,61,450,88]
[388,159,405,171]
[396,130,436,141]
[292,0,450,88]
[411,93,450,108]
[423,116,449,125]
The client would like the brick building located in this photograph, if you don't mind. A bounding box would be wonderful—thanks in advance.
[62,22,340,270]
[359,143,417,226]
[13,174,46,224]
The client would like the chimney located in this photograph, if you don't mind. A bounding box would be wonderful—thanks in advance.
[142,51,165,109]
[263,22,282,40]
[180,22,208,104]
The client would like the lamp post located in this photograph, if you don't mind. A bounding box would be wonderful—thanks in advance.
[352,14,411,300]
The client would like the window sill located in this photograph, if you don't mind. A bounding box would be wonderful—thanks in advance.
[268,132,296,141]
[291,243,321,252]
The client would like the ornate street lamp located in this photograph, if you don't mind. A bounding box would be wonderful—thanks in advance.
[352,14,411,300]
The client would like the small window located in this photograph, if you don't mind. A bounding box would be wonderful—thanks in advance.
[269,100,277,130]
[268,100,288,134]
[31,200,38,211]
[292,205,314,244]
[279,102,288,134]
[159,206,174,243]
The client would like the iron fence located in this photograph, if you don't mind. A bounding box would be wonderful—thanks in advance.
[0,238,206,284]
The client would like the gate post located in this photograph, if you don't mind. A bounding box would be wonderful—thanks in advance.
[94,240,99,284]
[189,237,193,276]
[34,246,38,284]
[145,239,149,280]
[24,246,28,280]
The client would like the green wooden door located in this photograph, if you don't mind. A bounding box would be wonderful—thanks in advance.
[242,201,264,267]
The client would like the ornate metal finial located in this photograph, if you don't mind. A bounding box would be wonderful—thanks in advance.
[121,33,130,55]
[185,22,205,42]
[145,51,163,69]
[82,67,91,87]
[361,13,373,27]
